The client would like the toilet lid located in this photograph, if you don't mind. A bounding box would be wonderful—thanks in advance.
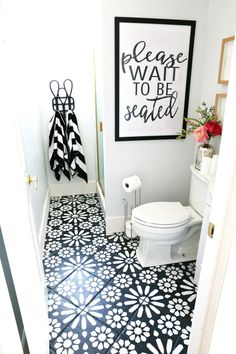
[132,202,191,227]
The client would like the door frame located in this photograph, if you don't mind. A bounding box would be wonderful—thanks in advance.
[188,34,236,354]
[0,256,24,354]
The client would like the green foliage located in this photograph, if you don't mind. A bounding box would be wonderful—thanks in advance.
[177,102,216,140]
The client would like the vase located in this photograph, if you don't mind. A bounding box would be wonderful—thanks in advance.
[195,143,214,170]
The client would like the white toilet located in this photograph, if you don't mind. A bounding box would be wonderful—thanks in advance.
[132,165,209,267]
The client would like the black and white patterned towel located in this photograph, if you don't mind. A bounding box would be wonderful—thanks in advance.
[48,111,70,181]
[67,110,88,183]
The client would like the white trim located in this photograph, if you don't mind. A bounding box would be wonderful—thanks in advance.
[96,181,105,213]
[49,180,97,196]
[208,226,236,353]
[39,188,50,257]
[0,262,24,354]
[105,215,126,234]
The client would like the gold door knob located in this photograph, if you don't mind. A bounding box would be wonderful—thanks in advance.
[25,174,38,190]
[208,222,215,238]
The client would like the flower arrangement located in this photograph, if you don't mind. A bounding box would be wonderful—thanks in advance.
[178,102,222,143]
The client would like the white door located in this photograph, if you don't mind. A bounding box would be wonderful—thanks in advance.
[0,116,49,354]
[0,24,49,354]
[188,35,236,354]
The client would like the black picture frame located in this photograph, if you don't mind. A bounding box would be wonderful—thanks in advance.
[115,17,196,141]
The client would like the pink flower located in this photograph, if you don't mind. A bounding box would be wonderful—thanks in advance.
[193,126,209,143]
[205,121,222,137]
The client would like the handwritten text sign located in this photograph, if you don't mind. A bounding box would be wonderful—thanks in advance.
[115,18,196,141]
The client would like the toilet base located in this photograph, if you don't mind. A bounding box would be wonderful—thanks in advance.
[136,231,200,268]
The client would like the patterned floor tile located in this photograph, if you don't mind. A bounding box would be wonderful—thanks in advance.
[143,334,187,354]
[53,267,109,309]
[110,249,143,275]
[84,286,137,335]
[44,194,196,354]
[172,325,192,354]
[50,315,119,354]
[47,289,80,340]
[44,254,84,289]
[120,300,183,352]
[106,333,148,354]
[45,228,94,256]
[84,247,141,282]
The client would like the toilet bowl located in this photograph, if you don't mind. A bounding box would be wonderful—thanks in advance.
[132,165,209,267]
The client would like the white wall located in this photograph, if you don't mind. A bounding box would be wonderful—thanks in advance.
[38,0,97,195]
[1,0,49,240]
[1,0,98,237]
[200,0,236,153]
[100,0,210,232]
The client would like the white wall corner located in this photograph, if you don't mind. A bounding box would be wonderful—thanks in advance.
[96,182,105,213]
[49,180,97,197]
[39,188,50,256]
[105,215,125,234]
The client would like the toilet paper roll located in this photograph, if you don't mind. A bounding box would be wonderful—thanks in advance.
[201,156,212,175]
[122,175,142,193]
[210,154,219,175]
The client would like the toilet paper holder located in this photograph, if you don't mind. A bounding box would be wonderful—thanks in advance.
[122,188,141,240]
[122,199,133,240]
[134,188,141,208]
[122,175,142,240]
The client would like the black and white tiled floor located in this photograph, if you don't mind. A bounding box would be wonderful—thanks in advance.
[43,194,197,354]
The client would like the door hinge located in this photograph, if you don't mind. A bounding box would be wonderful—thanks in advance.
[208,222,215,239]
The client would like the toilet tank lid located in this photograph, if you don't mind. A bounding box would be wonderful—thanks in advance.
[132,202,191,226]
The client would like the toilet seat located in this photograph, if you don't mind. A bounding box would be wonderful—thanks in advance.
[132,202,191,229]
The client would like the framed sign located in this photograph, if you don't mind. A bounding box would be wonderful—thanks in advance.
[218,36,235,84]
[215,93,227,122]
[115,17,196,141]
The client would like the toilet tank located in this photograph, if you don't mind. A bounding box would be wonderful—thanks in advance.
[189,165,209,216]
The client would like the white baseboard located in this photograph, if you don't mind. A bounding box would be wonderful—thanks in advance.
[39,188,50,257]
[96,182,105,213]
[105,215,126,234]
[49,180,97,197]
